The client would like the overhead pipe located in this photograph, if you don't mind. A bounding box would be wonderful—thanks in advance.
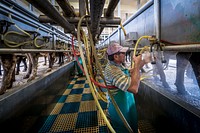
[39,15,121,25]
[98,0,120,42]
[85,0,90,15]
[79,0,86,17]
[69,17,121,25]
[55,0,77,17]
[96,26,105,40]
[90,0,106,41]
[67,17,121,25]
[26,0,76,36]
[105,0,120,18]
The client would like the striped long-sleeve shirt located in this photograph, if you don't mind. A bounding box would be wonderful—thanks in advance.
[104,61,131,95]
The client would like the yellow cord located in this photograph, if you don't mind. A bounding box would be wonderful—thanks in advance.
[133,36,151,59]
[77,15,115,133]
[131,36,152,81]
[3,31,32,47]
[34,36,48,48]
[120,22,126,36]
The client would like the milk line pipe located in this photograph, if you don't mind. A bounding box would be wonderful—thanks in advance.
[129,44,200,52]
[1,44,199,53]
[0,49,72,53]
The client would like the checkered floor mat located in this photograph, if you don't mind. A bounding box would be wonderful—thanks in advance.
[39,76,109,133]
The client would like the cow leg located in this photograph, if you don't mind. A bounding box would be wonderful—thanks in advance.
[61,52,64,66]
[0,63,2,76]
[189,52,200,88]
[0,54,17,94]
[16,56,21,75]
[22,56,27,72]
[43,56,47,65]
[27,53,39,82]
[46,53,54,72]
[155,60,170,88]
[23,53,32,79]
[175,52,191,94]
[58,53,63,66]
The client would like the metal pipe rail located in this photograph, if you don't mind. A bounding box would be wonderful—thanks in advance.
[162,44,200,52]
[129,44,200,52]
[90,0,105,40]
[79,0,86,17]
[0,49,71,53]
[26,0,76,36]
[98,0,120,39]
[39,15,121,26]
[0,0,70,41]
[56,0,77,17]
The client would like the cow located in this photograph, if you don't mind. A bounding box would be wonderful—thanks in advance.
[0,54,17,95]
[152,51,200,95]
[23,52,57,82]
[15,54,27,75]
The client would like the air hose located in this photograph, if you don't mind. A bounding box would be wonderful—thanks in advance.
[4,14,48,48]
[3,14,32,47]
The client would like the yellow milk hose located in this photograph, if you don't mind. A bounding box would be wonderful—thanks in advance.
[77,15,116,133]
[3,14,32,47]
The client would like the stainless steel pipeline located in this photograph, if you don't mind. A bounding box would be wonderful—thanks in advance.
[129,44,200,52]
[163,44,200,52]
[56,0,77,17]
[0,49,72,53]
[26,0,76,35]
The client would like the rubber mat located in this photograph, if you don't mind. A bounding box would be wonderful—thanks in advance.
[39,76,109,133]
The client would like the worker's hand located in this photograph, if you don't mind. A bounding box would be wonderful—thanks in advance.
[133,55,142,65]
[133,51,151,69]
[132,55,143,69]
[142,51,151,64]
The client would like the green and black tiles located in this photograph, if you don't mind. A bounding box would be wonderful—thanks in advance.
[39,75,109,133]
